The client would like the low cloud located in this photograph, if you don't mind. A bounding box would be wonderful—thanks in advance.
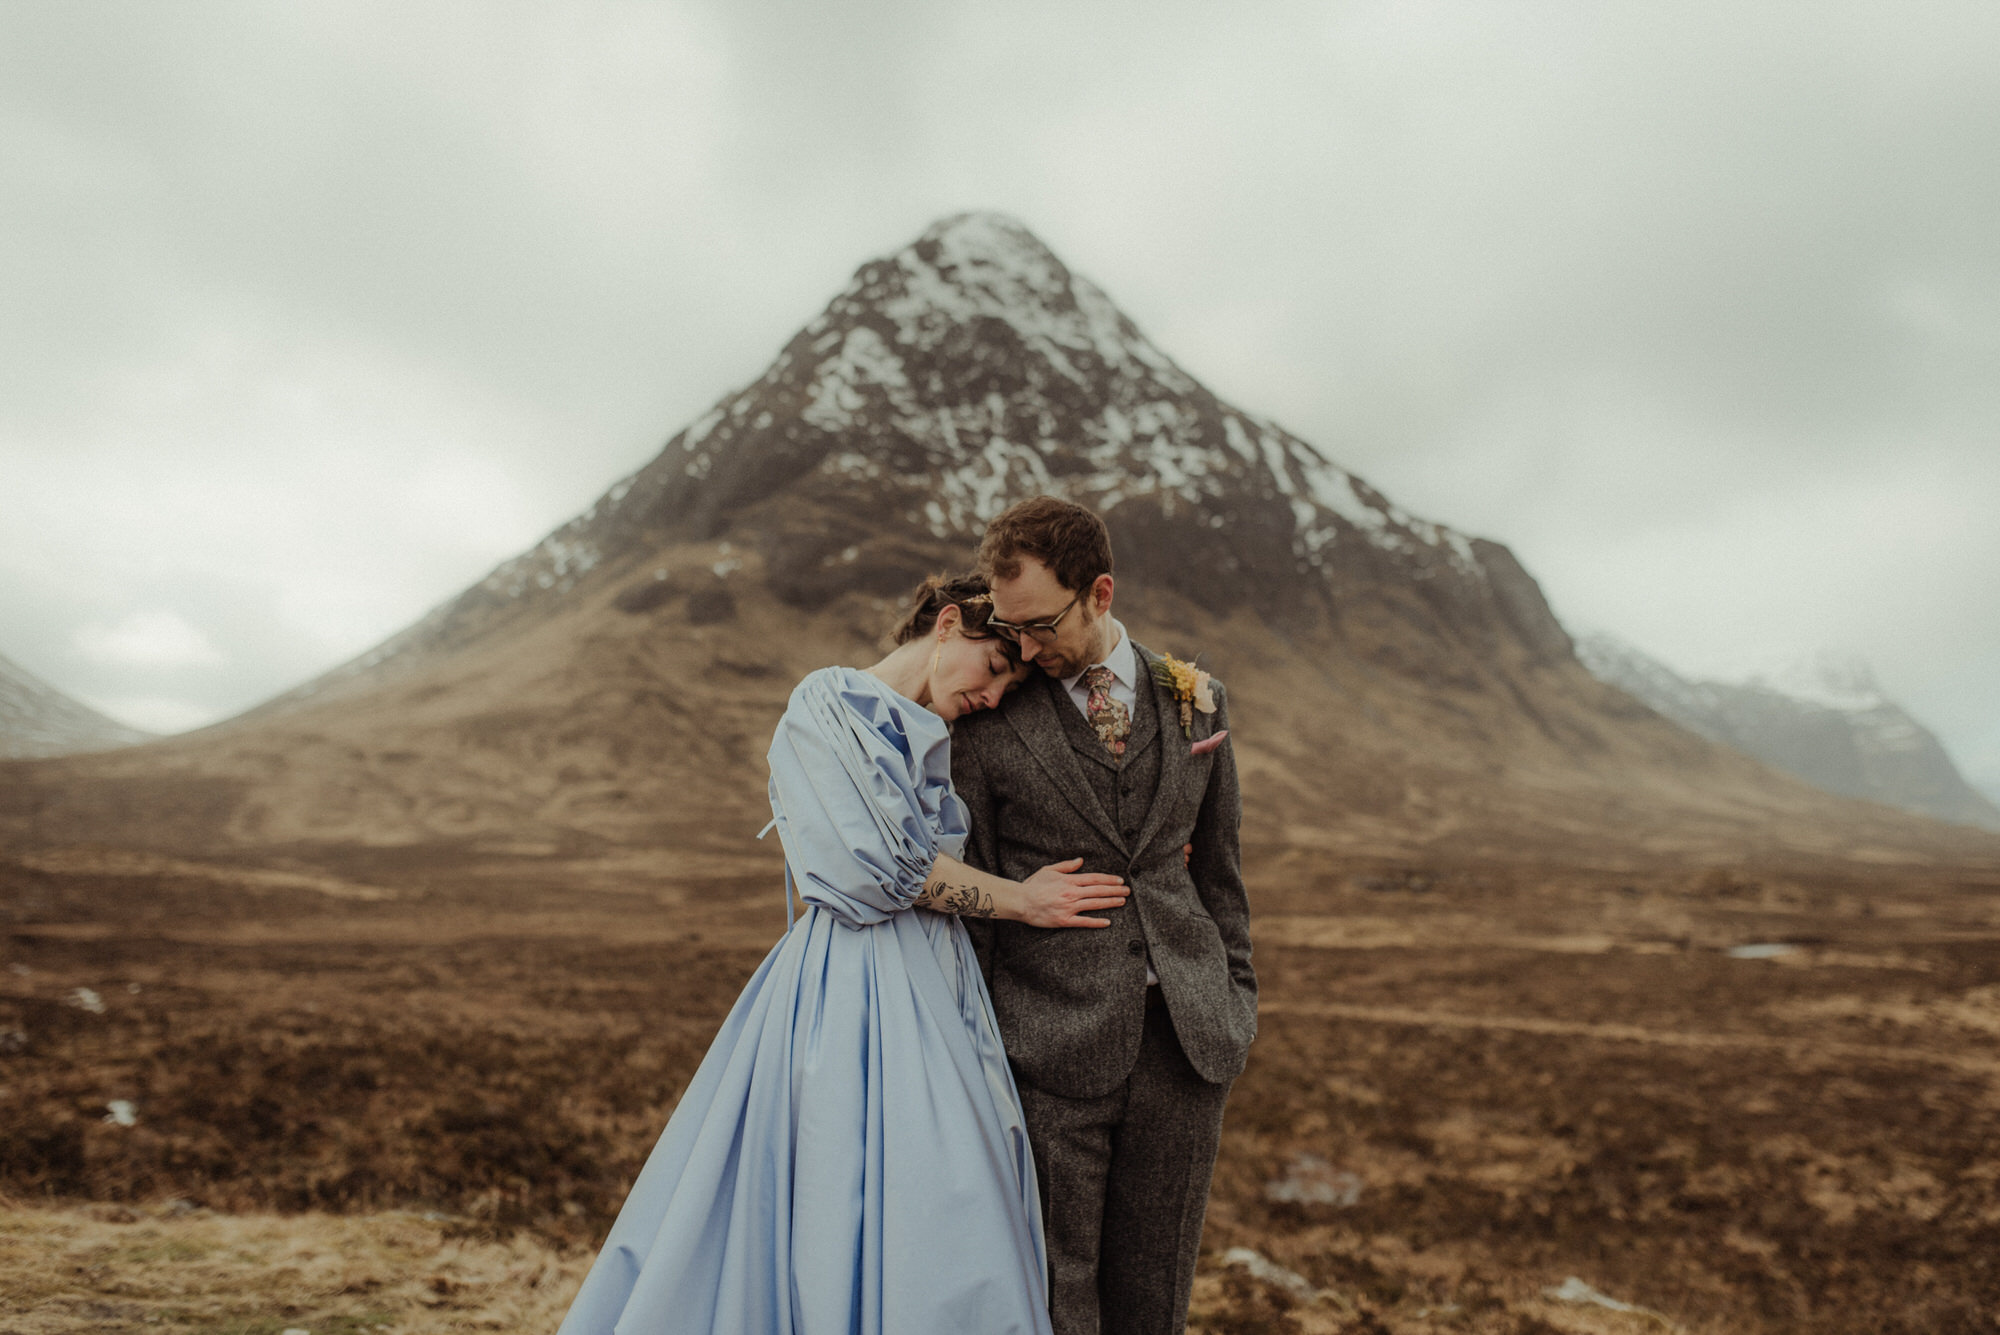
[75,611,225,670]
[75,694,223,736]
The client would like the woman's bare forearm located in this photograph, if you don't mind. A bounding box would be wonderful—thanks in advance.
[916,854,1128,928]
[915,853,1019,920]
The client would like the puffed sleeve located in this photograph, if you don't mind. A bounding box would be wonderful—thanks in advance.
[765,670,970,929]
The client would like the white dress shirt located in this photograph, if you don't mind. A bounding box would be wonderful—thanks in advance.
[1056,619,1156,984]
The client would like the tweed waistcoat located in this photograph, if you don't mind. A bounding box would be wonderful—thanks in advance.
[1050,669,1164,848]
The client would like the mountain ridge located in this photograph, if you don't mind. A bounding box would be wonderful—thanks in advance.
[1576,631,2000,833]
[0,650,154,760]
[3,213,1995,871]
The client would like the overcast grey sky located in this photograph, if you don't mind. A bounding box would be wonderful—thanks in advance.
[3,1,1996,793]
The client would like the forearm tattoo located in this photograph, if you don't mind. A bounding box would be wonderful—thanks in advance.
[918,876,997,918]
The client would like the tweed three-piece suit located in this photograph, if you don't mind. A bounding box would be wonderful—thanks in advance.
[953,639,1257,1335]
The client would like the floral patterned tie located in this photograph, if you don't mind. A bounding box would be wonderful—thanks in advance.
[1081,665,1130,758]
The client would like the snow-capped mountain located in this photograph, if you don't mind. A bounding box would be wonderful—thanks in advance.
[0,651,153,760]
[1576,633,2000,832]
[9,214,1991,866]
[527,212,1505,603]
[267,211,1569,706]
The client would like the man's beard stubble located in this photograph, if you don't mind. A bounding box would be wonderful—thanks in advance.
[1032,604,1106,681]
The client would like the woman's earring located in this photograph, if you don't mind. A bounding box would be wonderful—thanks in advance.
[929,635,945,681]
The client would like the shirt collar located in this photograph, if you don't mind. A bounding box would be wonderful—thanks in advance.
[1061,619,1135,694]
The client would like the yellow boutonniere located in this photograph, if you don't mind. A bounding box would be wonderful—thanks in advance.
[1149,652,1218,736]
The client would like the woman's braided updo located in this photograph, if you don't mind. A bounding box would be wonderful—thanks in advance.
[890,572,1020,660]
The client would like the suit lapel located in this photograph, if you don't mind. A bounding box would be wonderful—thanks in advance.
[1121,661,1160,762]
[1129,641,1199,862]
[1004,672,1128,854]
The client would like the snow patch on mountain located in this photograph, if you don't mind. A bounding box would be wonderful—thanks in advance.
[482,532,602,599]
[802,326,914,432]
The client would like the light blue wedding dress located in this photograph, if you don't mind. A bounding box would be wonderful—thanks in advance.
[556,667,1052,1335]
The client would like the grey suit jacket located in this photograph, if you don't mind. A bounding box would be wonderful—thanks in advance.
[952,641,1257,1100]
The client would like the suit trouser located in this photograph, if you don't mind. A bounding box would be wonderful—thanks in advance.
[1014,990,1232,1335]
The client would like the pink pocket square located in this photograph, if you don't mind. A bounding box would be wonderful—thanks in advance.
[1190,729,1229,756]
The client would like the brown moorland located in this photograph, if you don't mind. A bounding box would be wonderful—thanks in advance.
[5,826,1998,1333]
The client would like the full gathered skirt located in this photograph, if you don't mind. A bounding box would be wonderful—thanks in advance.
[555,901,1051,1335]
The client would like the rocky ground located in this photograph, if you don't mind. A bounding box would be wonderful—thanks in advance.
[3,840,1998,1333]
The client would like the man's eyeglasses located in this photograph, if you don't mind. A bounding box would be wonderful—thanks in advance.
[985,592,1081,645]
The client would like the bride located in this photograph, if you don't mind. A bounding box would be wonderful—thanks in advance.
[556,573,1129,1335]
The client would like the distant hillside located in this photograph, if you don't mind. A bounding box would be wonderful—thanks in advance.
[0,651,154,760]
[1576,633,2000,833]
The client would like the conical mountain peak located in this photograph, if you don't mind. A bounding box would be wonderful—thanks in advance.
[298,214,1573,691]
[901,210,1076,308]
[587,215,1537,623]
[838,211,1192,395]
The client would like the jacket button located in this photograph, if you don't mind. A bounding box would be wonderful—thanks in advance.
[1127,940,1145,956]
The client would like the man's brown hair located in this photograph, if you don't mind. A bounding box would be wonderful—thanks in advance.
[976,496,1113,594]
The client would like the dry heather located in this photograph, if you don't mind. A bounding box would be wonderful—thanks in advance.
[0,1200,589,1333]
[5,844,2000,1332]
[2,1198,1686,1335]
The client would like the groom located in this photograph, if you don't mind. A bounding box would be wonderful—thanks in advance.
[952,496,1257,1335]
